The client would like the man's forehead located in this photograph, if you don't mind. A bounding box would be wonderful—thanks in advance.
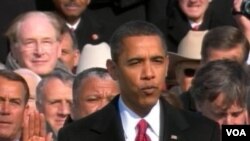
[208,94,246,112]
[0,82,26,101]
[18,16,57,36]
[121,36,165,51]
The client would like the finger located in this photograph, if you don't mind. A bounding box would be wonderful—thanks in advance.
[234,0,242,11]
[29,136,46,141]
[29,111,35,138]
[22,115,29,141]
[34,111,41,136]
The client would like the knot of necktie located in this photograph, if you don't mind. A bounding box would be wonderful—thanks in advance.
[135,119,151,141]
[192,25,200,31]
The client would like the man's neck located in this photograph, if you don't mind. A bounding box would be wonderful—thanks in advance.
[65,16,80,25]
[120,95,154,118]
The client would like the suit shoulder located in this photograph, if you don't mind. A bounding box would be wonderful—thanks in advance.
[164,102,220,140]
[58,102,118,140]
[180,108,218,126]
[162,99,219,132]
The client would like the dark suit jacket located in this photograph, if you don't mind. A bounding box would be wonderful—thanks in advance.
[0,0,35,63]
[35,1,111,52]
[180,91,197,112]
[87,0,146,43]
[58,96,220,141]
[157,0,237,53]
[90,0,172,24]
[146,0,173,24]
[74,9,111,51]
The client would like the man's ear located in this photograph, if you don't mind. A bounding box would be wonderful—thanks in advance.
[10,45,19,61]
[195,102,202,112]
[164,55,169,77]
[73,49,80,67]
[106,59,118,80]
[57,41,62,58]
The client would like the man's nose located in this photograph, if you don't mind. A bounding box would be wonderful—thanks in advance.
[58,102,70,115]
[34,42,45,55]
[0,102,11,115]
[142,62,155,80]
[223,115,234,125]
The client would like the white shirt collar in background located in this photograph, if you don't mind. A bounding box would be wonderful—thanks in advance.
[66,18,81,31]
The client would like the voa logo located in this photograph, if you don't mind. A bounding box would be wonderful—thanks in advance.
[226,129,246,136]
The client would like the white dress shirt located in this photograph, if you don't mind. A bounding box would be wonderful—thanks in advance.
[189,20,202,29]
[118,96,160,141]
[66,18,81,31]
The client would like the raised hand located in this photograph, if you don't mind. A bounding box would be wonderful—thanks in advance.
[233,0,250,41]
[22,111,52,141]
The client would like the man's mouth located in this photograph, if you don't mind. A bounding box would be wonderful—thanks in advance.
[141,86,157,95]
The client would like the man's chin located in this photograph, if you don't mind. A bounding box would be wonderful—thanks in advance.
[65,13,81,19]
[31,69,52,76]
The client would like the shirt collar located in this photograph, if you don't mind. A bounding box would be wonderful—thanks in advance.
[66,18,81,30]
[118,96,160,139]
[189,20,202,28]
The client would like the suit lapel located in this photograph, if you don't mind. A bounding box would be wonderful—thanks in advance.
[86,96,192,141]
[88,96,126,141]
[160,97,189,141]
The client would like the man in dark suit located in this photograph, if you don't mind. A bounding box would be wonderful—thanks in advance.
[58,21,220,141]
[157,0,237,52]
[52,0,110,51]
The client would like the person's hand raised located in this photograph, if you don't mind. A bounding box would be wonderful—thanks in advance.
[233,0,250,41]
[21,111,52,141]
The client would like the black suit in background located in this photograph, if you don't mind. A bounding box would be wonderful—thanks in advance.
[180,91,197,112]
[0,0,35,63]
[34,0,172,50]
[90,0,172,24]
[73,9,111,51]
[58,96,220,141]
[35,0,112,51]
[145,0,173,24]
[88,0,146,41]
[35,0,144,51]
[35,0,54,11]
[157,0,237,53]
[89,0,175,37]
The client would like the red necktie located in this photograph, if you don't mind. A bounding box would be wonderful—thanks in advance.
[135,119,151,141]
[192,25,200,31]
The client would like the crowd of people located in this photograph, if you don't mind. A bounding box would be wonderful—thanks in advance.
[1,0,250,141]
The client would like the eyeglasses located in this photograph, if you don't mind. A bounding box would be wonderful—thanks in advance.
[18,39,58,51]
[183,68,196,77]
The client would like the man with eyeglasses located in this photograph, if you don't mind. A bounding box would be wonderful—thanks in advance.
[167,30,207,100]
[5,11,71,77]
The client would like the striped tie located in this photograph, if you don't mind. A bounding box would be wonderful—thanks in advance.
[135,119,151,141]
